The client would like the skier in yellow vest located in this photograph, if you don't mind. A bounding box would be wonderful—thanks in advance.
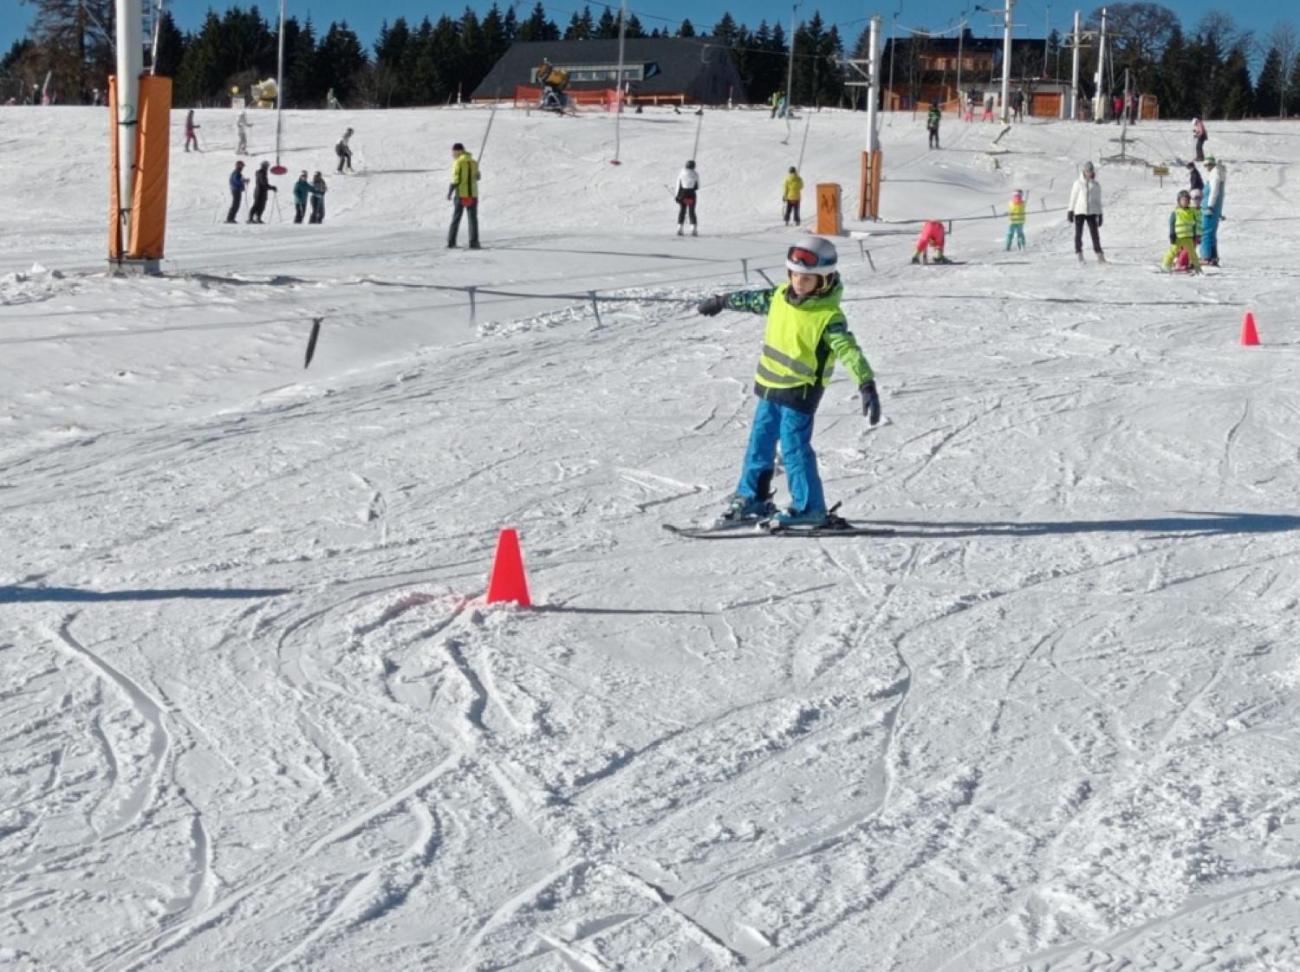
[1005,189,1026,250]
[782,166,804,226]
[1162,189,1201,273]
[695,235,880,529]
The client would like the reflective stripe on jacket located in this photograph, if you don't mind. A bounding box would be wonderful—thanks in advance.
[1172,206,1198,239]
[1008,200,1025,225]
[724,283,873,414]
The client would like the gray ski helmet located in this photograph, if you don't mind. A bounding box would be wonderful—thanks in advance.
[786,235,838,275]
[1081,160,1096,176]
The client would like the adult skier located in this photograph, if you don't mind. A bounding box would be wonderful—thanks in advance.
[309,172,327,223]
[1162,189,1201,273]
[226,161,247,223]
[695,235,880,529]
[926,101,941,149]
[184,109,200,152]
[336,128,354,173]
[292,171,312,223]
[1200,156,1226,266]
[236,110,251,155]
[782,166,804,226]
[447,142,480,249]
[1067,160,1105,263]
[675,160,699,236]
[247,160,277,223]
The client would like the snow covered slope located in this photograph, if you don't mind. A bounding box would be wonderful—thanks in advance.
[3,103,1300,970]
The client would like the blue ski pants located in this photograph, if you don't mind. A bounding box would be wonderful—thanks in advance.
[1005,224,1025,249]
[737,397,826,515]
[1199,206,1220,262]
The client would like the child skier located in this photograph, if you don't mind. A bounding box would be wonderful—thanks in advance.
[1161,189,1201,274]
[675,160,699,236]
[911,220,951,264]
[1005,189,1026,250]
[926,101,941,149]
[782,166,803,226]
[695,235,880,529]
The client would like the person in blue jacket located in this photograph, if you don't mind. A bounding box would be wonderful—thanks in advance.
[225,161,247,224]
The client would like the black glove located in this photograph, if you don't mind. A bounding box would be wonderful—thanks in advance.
[447,185,455,200]
[1066,211,1074,222]
[697,294,727,317]
[1097,214,1103,228]
[1170,232,1177,244]
[859,380,881,425]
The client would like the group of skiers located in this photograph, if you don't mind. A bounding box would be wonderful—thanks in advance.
[1167,155,1226,270]
[227,161,327,225]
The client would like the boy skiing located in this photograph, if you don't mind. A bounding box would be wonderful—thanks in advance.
[782,166,803,226]
[1161,189,1201,274]
[1005,189,1026,250]
[695,235,880,529]
[926,101,941,149]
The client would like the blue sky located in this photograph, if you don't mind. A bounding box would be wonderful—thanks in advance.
[3,1,1286,68]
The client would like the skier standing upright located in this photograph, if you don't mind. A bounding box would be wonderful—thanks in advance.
[675,160,699,236]
[1192,117,1208,161]
[236,110,251,155]
[1005,189,1026,250]
[694,236,880,529]
[292,171,312,223]
[184,109,200,152]
[926,101,941,149]
[1067,160,1105,263]
[225,161,247,223]
[1200,156,1226,265]
[447,142,480,249]
[336,128,354,173]
[248,160,277,223]
[782,166,803,226]
[1186,161,1203,194]
[310,172,327,223]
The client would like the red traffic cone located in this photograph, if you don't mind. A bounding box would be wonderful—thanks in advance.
[486,528,531,607]
[1241,311,1260,346]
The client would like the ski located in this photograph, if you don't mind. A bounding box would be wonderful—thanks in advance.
[663,520,896,540]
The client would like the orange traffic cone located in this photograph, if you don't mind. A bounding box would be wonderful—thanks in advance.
[486,528,531,607]
[1241,311,1260,346]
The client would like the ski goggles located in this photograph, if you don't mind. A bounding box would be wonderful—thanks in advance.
[787,246,829,270]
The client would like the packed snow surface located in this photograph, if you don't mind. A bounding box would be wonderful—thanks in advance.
[3,103,1300,971]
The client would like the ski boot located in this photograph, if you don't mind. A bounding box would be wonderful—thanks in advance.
[691,226,698,237]
[1096,251,1106,264]
[772,506,831,529]
[676,225,684,236]
[713,494,778,529]
[910,253,922,265]
[932,254,953,265]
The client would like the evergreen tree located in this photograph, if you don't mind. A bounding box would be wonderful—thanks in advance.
[285,16,320,106]
[372,17,411,106]
[1287,52,1300,116]
[625,15,646,39]
[458,7,487,100]
[427,14,462,103]
[315,20,367,104]
[596,7,619,40]
[1151,23,1188,117]
[564,7,595,41]
[151,10,186,79]
[711,14,737,47]
[516,3,559,43]
[678,19,696,39]
[1219,44,1252,118]
[1255,48,1283,117]
[404,17,438,104]
[174,11,224,105]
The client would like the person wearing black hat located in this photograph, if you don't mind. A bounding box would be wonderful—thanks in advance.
[248,160,277,223]
[226,160,247,223]
[336,127,354,173]
[675,160,699,236]
[1186,161,1203,194]
[447,142,481,249]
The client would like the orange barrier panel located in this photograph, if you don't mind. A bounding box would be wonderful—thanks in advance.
[128,75,171,260]
[816,183,843,235]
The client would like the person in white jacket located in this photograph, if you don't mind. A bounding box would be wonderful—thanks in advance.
[1067,160,1105,263]
[675,160,699,236]
[1200,156,1226,265]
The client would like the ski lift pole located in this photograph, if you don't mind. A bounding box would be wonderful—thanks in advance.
[611,0,627,164]
[691,109,703,162]
[477,100,498,164]
[271,0,286,174]
[796,111,812,170]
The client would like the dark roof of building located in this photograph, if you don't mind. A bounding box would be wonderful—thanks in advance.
[471,37,746,102]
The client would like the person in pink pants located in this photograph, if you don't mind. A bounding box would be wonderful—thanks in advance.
[911,221,951,264]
